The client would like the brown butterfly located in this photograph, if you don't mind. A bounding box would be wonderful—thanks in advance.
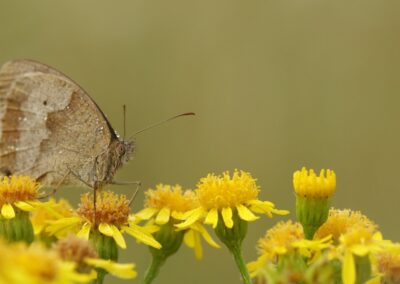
[0,59,193,195]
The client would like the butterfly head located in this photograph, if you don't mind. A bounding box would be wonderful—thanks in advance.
[116,139,134,164]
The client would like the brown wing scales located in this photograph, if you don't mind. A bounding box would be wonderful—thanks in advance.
[0,60,115,188]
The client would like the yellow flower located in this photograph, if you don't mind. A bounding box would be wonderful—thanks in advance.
[248,221,331,275]
[136,184,219,259]
[54,235,136,280]
[31,198,75,238]
[46,191,161,250]
[293,167,336,198]
[336,226,392,284]
[0,176,42,219]
[0,240,95,284]
[293,167,336,239]
[315,208,377,243]
[176,170,288,230]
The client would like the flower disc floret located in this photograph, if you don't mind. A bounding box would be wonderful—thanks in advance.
[293,167,336,198]
[197,170,259,209]
[315,208,377,243]
[145,184,198,214]
[78,191,129,227]
[257,221,304,258]
[0,176,41,205]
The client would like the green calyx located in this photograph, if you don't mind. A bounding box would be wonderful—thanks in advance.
[0,209,33,243]
[214,210,247,249]
[142,222,184,284]
[296,195,331,239]
[214,210,251,284]
[149,221,184,261]
[89,230,119,284]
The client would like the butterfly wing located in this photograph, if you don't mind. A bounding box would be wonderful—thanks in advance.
[0,60,117,187]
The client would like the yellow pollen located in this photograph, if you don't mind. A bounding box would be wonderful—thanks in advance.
[144,184,197,212]
[293,167,336,198]
[77,191,129,227]
[0,176,40,206]
[314,208,376,243]
[257,221,304,258]
[197,170,259,210]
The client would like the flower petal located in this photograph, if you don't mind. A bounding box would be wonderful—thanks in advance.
[175,207,205,229]
[135,207,158,220]
[77,222,92,240]
[46,217,82,238]
[204,208,218,228]
[122,224,161,249]
[342,251,356,284]
[184,230,202,259]
[236,204,259,222]
[190,223,220,249]
[111,225,126,249]
[155,207,170,225]
[14,201,34,212]
[98,223,114,237]
[1,204,15,219]
[85,258,137,279]
[221,207,233,228]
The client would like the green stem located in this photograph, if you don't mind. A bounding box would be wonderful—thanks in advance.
[142,256,166,284]
[230,244,252,284]
[92,269,106,284]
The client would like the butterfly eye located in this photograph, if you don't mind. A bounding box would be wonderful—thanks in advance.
[116,143,125,156]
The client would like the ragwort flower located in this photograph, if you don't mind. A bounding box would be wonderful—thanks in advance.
[176,170,288,230]
[0,175,46,243]
[46,191,161,252]
[136,184,219,259]
[293,167,336,239]
[0,240,94,284]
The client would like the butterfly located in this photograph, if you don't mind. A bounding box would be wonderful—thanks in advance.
[0,59,135,192]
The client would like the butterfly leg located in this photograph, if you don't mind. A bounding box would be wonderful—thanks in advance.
[38,170,71,199]
[128,181,142,206]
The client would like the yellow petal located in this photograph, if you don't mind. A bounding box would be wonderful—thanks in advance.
[122,224,161,249]
[342,251,356,284]
[77,222,91,240]
[14,201,34,211]
[221,207,233,228]
[352,244,370,256]
[236,204,259,222]
[175,207,205,229]
[85,258,137,279]
[45,217,82,238]
[1,204,15,219]
[135,208,158,220]
[204,208,218,228]
[191,223,220,249]
[111,225,127,249]
[184,230,202,259]
[155,207,170,225]
[98,223,114,237]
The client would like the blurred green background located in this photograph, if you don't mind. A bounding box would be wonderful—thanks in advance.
[1,1,400,283]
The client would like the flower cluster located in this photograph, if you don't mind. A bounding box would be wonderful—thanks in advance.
[0,166,398,284]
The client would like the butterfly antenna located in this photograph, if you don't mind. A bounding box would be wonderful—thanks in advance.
[123,104,127,140]
[129,112,195,138]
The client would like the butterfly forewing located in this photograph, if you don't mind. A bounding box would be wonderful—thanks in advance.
[0,60,116,187]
